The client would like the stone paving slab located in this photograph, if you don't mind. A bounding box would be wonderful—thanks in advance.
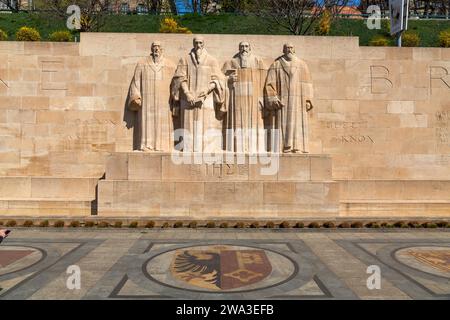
[0,229,449,300]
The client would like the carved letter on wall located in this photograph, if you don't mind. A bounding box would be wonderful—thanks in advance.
[430,66,450,94]
[370,66,393,94]
[41,60,67,91]
[0,78,8,88]
[0,69,8,89]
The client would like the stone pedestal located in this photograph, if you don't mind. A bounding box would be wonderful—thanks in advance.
[98,152,339,218]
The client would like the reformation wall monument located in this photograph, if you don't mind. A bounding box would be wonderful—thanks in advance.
[0,33,449,219]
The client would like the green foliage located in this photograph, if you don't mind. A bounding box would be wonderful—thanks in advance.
[220,0,256,13]
[323,221,336,228]
[308,222,321,228]
[365,222,381,228]
[369,35,390,46]
[351,222,363,228]
[408,221,422,228]
[265,221,275,228]
[6,220,17,227]
[129,221,139,228]
[53,220,65,228]
[206,221,216,228]
[381,19,390,35]
[338,222,351,228]
[16,26,41,41]
[145,221,155,228]
[39,220,49,227]
[161,222,170,228]
[173,221,183,228]
[394,221,408,228]
[49,30,73,42]
[422,222,438,228]
[381,222,394,228]
[69,221,80,228]
[188,221,197,228]
[436,221,449,228]
[114,221,123,228]
[235,222,246,228]
[98,221,109,228]
[294,222,304,228]
[402,32,420,47]
[439,30,450,47]
[84,221,95,228]
[23,220,34,227]
[250,221,259,228]
[279,221,290,228]
[0,29,8,41]
[0,13,447,46]
[219,222,228,228]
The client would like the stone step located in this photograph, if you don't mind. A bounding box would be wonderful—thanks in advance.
[0,177,98,199]
[339,201,450,218]
[339,180,450,200]
[0,198,94,216]
[98,180,339,217]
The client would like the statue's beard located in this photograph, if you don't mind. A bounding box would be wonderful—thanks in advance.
[195,47,204,59]
[153,52,161,62]
[240,51,250,68]
[285,52,295,61]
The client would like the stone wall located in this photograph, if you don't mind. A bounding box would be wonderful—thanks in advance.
[1,33,449,180]
[0,33,449,217]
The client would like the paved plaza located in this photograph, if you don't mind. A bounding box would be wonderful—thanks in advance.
[0,228,449,300]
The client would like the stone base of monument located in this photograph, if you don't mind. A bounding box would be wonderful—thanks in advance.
[0,177,97,216]
[97,152,340,218]
[339,180,450,218]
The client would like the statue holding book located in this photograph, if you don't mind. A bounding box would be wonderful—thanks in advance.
[170,36,226,152]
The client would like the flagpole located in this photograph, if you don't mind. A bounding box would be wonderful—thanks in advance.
[396,32,402,47]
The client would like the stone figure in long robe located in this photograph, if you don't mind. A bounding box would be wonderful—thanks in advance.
[222,41,266,153]
[127,41,176,152]
[170,36,226,152]
[264,43,314,153]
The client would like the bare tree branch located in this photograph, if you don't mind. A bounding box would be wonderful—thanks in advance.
[251,0,350,35]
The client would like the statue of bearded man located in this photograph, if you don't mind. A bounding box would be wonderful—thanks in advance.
[170,36,226,153]
[222,41,266,153]
[264,43,314,153]
[127,41,176,152]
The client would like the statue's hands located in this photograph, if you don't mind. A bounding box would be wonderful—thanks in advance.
[172,106,180,117]
[274,98,284,110]
[306,100,313,112]
[208,82,217,94]
[130,97,142,111]
[185,92,195,107]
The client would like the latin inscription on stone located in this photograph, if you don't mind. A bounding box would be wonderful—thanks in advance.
[331,135,374,144]
[323,121,368,129]
[430,66,450,93]
[436,111,449,145]
[189,163,249,179]
[370,65,393,94]
[41,60,67,91]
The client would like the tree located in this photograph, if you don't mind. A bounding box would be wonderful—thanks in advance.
[41,0,113,32]
[252,0,350,35]
[142,0,163,14]
[0,0,20,12]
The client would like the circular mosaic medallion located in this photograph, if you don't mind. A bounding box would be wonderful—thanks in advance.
[145,245,296,292]
[0,246,44,276]
[395,246,450,278]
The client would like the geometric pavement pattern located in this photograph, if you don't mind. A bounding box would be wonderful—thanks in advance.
[0,229,449,300]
